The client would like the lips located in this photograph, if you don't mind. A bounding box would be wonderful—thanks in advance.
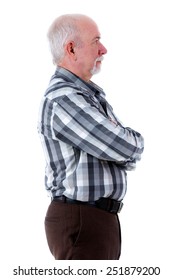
[95,56,104,63]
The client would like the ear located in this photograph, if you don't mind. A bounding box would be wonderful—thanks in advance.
[65,41,77,60]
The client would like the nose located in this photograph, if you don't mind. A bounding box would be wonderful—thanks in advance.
[99,42,107,56]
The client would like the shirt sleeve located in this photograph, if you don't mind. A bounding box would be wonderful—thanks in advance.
[43,89,144,165]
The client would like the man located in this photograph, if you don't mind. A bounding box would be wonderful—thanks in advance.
[38,14,144,260]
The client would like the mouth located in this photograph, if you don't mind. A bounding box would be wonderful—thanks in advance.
[96,56,104,63]
[96,60,102,66]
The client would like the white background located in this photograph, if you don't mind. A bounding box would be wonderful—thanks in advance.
[0,0,173,278]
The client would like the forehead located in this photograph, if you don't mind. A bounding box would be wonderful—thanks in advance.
[78,18,101,41]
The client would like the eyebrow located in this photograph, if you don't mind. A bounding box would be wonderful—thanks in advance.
[92,36,101,42]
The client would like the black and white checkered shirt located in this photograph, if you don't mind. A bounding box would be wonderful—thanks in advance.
[38,67,144,201]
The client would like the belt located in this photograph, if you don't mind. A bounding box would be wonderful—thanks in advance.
[52,195,123,214]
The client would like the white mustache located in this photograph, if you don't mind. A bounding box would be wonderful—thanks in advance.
[95,56,104,63]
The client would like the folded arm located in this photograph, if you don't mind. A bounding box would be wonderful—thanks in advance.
[41,90,144,169]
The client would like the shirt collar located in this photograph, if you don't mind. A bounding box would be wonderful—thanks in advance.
[54,66,105,99]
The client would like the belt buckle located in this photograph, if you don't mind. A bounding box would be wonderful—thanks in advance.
[117,201,123,213]
[110,200,123,214]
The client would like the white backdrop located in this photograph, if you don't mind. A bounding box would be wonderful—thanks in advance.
[0,0,173,278]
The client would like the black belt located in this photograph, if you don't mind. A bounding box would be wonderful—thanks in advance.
[52,195,123,214]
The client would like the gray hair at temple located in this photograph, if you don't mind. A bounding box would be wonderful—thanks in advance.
[47,14,85,65]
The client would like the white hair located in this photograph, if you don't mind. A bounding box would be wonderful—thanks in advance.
[47,14,85,65]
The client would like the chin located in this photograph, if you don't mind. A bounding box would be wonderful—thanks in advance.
[90,66,101,75]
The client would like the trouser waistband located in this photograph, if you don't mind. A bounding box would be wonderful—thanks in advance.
[52,195,123,214]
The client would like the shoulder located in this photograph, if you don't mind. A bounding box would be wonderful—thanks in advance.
[44,78,81,101]
[44,78,99,109]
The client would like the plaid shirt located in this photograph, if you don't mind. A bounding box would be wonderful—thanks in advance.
[38,67,144,201]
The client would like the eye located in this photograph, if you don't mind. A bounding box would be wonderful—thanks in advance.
[92,37,101,44]
[94,38,100,45]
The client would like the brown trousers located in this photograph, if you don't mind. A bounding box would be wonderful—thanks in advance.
[45,200,121,260]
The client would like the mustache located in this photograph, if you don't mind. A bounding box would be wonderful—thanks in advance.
[95,56,104,63]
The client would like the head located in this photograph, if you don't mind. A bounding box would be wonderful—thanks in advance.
[47,14,107,81]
